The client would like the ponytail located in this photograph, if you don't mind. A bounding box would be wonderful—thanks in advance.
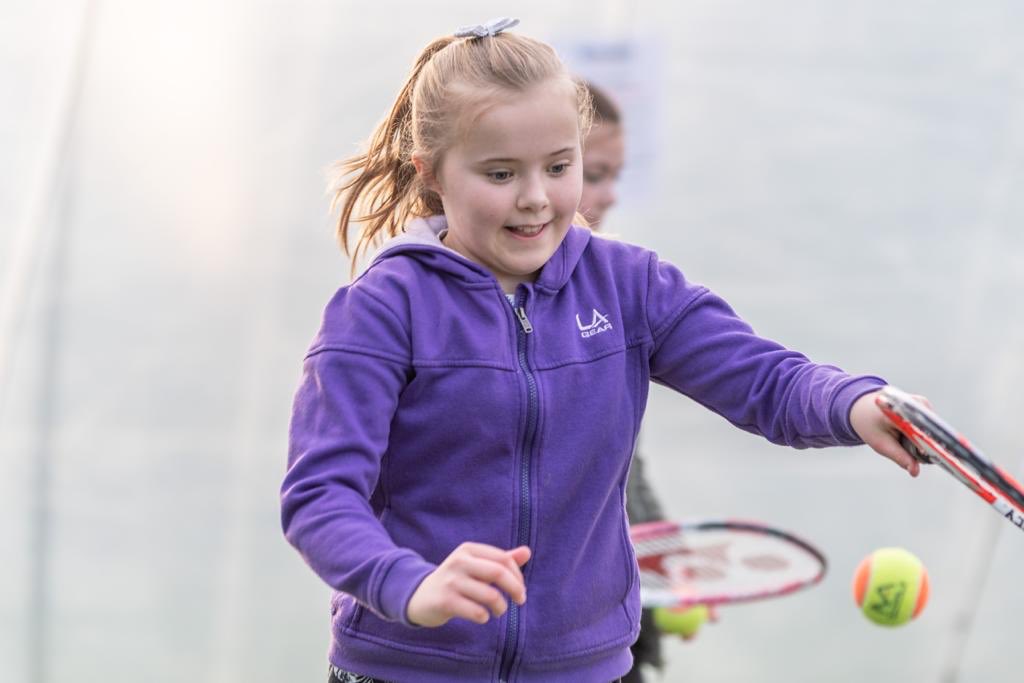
[330,37,453,268]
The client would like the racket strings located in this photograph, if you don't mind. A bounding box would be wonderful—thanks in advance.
[632,525,826,607]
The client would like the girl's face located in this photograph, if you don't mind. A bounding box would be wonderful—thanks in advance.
[579,121,625,230]
[421,79,583,293]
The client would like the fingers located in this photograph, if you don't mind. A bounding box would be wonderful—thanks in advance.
[407,543,532,628]
[457,543,530,604]
[456,576,510,618]
[913,393,933,409]
[465,542,531,570]
[446,594,493,624]
[851,389,924,478]
[506,545,532,567]
[876,429,921,477]
[456,553,527,606]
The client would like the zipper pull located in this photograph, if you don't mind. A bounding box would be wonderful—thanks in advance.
[515,307,533,334]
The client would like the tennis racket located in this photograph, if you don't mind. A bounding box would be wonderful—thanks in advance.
[876,386,1024,533]
[630,519,827,609]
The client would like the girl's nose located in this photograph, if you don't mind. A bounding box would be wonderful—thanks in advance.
[516,174,549,212]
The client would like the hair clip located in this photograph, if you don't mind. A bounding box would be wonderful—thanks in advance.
[454,17,519,39]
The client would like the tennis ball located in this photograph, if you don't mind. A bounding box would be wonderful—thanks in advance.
[853,547,930,627]
[653,604,710,638]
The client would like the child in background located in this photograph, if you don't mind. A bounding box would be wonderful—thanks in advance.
[577,78,679,683]
[282,18,921,683]
[577,81,625,230]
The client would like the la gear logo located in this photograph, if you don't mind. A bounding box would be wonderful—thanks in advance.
[576,309,613,339]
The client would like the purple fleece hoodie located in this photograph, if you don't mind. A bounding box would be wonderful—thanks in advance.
[282,216,884,682]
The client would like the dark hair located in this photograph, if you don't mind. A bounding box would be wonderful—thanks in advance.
[578,79,621,125]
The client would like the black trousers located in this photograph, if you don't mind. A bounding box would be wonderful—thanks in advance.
[621,608,661,683]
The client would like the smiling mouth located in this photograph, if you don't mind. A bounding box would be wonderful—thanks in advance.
[505,222,548,237]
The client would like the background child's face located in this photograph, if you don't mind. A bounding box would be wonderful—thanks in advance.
[426,79,583,293]
[579,122,625,230]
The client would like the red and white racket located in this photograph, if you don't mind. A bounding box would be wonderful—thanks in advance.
[630,519,827,608]
[876,386,1024,532]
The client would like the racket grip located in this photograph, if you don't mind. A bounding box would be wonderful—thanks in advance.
[898,434,931,464]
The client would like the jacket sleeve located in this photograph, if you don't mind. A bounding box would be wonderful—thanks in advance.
[281,283,436,625]
[644,253,885,448]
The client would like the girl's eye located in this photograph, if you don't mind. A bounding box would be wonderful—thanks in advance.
[550,163,569,175]
[487,170,513,182]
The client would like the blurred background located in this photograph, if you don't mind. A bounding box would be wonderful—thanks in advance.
[2,1,1022,681]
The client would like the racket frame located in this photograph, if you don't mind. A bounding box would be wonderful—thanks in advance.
[630,519,828,608]
[876,386,1024,532]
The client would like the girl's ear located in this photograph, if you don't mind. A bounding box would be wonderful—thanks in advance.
[412,155,442,195]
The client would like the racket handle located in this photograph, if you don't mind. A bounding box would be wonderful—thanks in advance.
[898,434,931,464]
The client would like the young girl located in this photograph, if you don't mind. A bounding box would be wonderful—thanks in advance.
[282,18,920,683]
[577,80,625,230]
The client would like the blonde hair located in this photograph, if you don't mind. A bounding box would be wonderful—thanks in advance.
[330,31,593,266]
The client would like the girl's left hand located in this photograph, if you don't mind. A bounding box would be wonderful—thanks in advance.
[849,389,927,478]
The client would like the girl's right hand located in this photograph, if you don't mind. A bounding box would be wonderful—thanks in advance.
[406,543,531,627]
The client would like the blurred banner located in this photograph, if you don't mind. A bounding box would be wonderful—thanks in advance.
[557,36,666,208]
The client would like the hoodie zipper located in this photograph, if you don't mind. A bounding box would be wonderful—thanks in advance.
[499,292,536,683]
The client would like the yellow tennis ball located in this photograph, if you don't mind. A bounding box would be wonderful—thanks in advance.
[853,547,930,627]
[653,604,710,637]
